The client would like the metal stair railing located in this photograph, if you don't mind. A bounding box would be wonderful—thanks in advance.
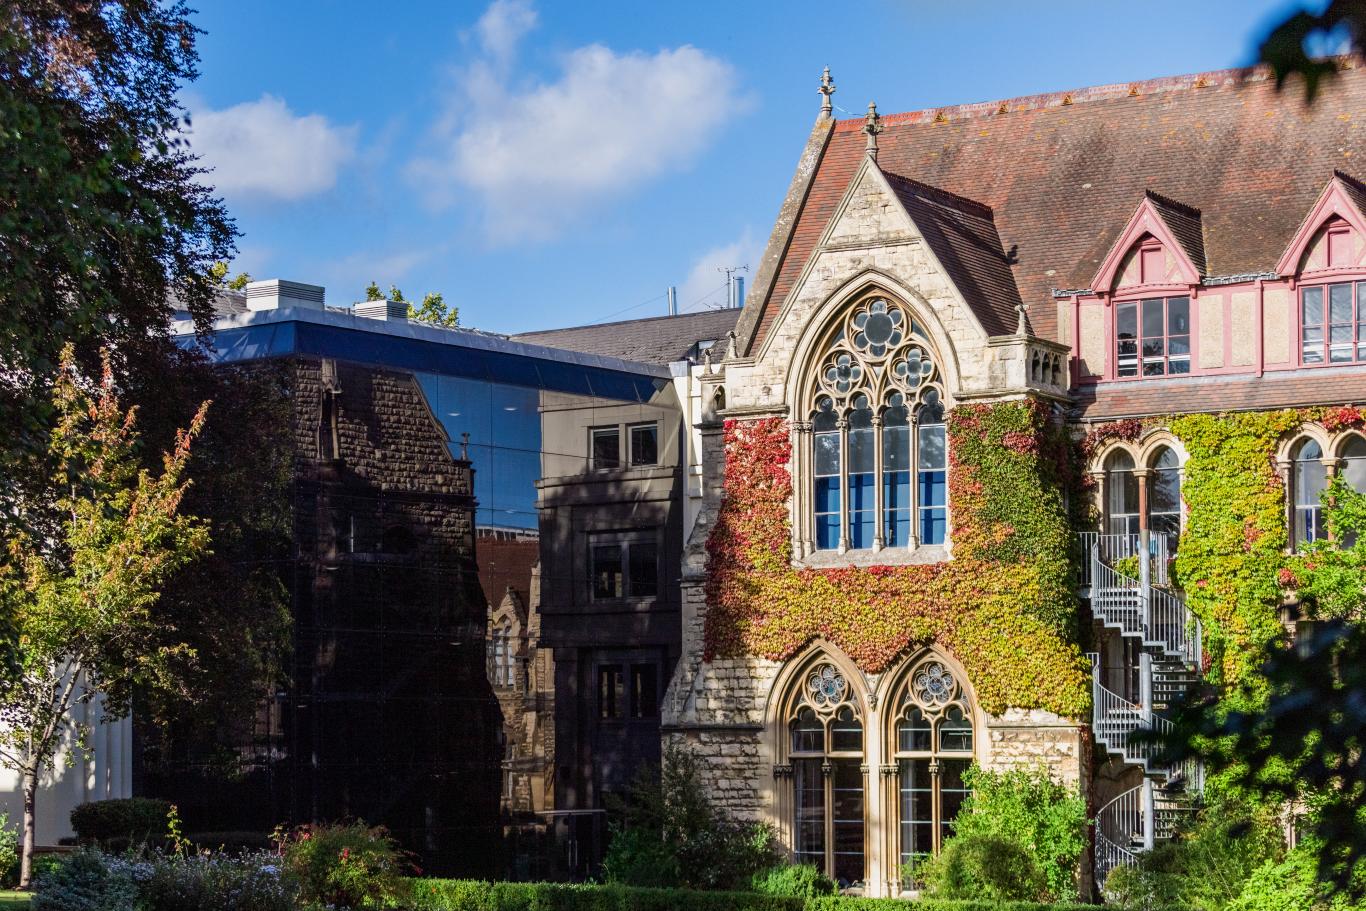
[1088,653,1173,772]
[1095,785,1144,885]
[1088,540,1200,665]
[1080,532,1169,588]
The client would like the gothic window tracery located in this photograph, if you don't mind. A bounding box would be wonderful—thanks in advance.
[890,657,974,883]
[805,295,947,552]
[784,660,866,888]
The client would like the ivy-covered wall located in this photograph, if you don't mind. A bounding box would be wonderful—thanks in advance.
[1084,406,1366,690]
[703,399,1090,718]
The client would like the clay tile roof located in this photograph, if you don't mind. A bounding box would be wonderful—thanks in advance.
[745,60,1366,350]
[1335,169,1366,217]
[883,171,1023,336]
[1144,190,1207,276]
[512,308,740,365]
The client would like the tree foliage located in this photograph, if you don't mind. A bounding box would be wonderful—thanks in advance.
[364,282,460,327]
[0,0,235,477]
[602,744,776,891]
[0,347,210,886]
[1258,1,1365,101]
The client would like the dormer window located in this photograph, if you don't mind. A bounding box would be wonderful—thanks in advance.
[1115,296,1190,377]
[1300,280,1366,365]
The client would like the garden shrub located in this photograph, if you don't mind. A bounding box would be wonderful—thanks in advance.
[185,831,274,854]
[751,863,836,898]
[407,879,803,911]
[0,811,17,888]
[68,798,172,847]
[1102,794,1285,911]
[602,744,776,890]
[918,835,1047,902]
[131,851,296,911]
[281,821,412,909]
[928,765,1086,902]
[30,849,138,911]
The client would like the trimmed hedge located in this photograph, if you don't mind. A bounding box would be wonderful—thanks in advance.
[68,798,171,846]
[407,881,802,911]
[406,881,1183,911]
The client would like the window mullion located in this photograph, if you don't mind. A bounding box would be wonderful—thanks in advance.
[872,414,884,551]
[908,414,920,549]
[838,418,850,553]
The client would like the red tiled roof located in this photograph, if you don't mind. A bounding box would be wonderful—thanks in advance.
[1074,367,1366,421]
[748,61,1366,351]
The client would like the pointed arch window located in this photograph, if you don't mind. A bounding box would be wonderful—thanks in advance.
[806,296,948,553]
[891,658,974,882]
[786,663,865,888]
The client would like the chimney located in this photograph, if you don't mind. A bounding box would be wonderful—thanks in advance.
[245,279,325,312]
[732,275,745,309]
[667,286,677,316]
[353,298,409,321]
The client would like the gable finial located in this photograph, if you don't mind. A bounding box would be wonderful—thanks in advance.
[818,66,836,119]
[864,101,883,160]
[1015,302,1030,336]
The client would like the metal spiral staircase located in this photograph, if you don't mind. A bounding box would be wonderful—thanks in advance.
[1080,532,1204,889]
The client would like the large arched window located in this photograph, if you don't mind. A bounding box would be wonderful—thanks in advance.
[786,663,865,888]
[1148,446,1182,553]
[1104,450,1139,537]
[1293,438,1328,546]
[806,296,947,552]
[891,658,974,883]
[1341,435,1366,492]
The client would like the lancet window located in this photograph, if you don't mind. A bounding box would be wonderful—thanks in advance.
[890,658,974,883]
[805,296,948,552]
[786,662,866,889]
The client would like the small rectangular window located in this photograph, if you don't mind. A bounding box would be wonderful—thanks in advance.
[591,543,623,599]
[591,426,621,469]
[1115,296,1189,377]
[630,664,658,719]
[627,542,658,597]
[1302,286,1325,364]
[1329,283,1354,363]
[629,423,658,466]
[599,665,623,720]
[1116,302,1138,377]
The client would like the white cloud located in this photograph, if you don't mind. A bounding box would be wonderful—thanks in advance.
[414,2,749,241]
[677,229,762,313]
[474,0,537,68]
[188,94,358,200]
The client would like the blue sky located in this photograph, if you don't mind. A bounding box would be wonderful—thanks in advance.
[187,0,1312,334]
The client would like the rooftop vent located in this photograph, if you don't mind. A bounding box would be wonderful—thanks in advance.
[353,299,409,321]
[245,279,325,312]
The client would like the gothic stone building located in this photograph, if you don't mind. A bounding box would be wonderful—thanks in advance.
[663,60,1366,896]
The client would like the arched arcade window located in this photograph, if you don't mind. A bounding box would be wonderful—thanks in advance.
[891,658,974,881]
[806,296,948,552]
[1293,438,1328,547]
[786,663,866,888]
[1148,446,1182,553]
[1104,450,1139,537]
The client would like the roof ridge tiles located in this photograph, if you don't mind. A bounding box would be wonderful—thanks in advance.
[1334,168,1366,191]
[1144,189,1202,218]
[829,60,1360,130]
[881,170,995,219]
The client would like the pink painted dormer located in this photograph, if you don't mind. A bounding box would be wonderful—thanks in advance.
[1070,175,1366,390]
[1279,172,1366,367]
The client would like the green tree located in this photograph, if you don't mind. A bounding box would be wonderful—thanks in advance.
[363,282,459,327]
[0,1,235,480]
[0,347,210,887]
[1163,480,1366,902]
[208,261,252,292]
[1258,2,1365,101]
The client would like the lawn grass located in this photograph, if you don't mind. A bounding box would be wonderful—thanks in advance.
[0,892,29,909]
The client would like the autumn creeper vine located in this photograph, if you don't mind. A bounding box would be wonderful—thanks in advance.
[704,400,1090,718]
